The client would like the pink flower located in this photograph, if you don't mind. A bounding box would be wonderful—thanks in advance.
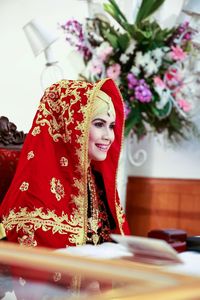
[170,46,187,61]
[177,99,191,112]
[164,68,182,89]
[106,64,121,80]
[124,103,131,119]
[153,76,166,88]
[89,60,102,75]
[98,47,113,62]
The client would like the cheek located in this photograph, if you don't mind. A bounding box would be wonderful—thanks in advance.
[111,131,115,143]
[88,128,97,150]
[89,126,101,143]
[89,130,95,145]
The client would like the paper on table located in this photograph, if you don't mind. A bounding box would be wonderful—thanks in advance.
[56,242,133,259]
[111,234,183,265]
[165,252,200,277]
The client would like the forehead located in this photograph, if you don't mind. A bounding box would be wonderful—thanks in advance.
[92,113,116,122]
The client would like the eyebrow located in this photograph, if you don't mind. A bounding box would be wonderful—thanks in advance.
[92,118,115,124]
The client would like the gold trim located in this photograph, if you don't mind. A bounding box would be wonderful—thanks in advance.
[0,223,6,239]
[2,207,83,245]
[116,202,125,235]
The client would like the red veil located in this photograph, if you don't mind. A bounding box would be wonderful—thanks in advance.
[0,78,130,249]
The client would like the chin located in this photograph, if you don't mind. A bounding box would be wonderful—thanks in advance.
[92,154,107,161]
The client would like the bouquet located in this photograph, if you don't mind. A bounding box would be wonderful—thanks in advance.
[60,0,199,143]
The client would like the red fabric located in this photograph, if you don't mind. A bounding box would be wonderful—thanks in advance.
[0,148,21,203]
[0,79,130,249]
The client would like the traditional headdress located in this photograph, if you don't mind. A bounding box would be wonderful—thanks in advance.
[0,78,130,248]
[92,90,116,119]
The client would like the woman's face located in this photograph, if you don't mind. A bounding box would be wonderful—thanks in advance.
[88,113,116,161]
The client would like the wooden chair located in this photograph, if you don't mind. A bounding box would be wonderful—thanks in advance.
[0,116,26,204]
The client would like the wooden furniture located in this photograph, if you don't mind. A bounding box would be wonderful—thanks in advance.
[1,242,200,300]
[0,116,26,203]
[126,176,200,237]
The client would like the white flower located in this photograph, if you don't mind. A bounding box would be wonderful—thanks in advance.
[141,52,151,67]
[152,48,165,59]
[96,42,111,55]
[165,51,172,61]
[88,32,103,43]
[120,53,129,64]
[163,46,170,52]
[130,65,140,76]
[125,39,137,54]
[154,57,162,68]
[144,59,158,77]
[135,51,158,76]
[134,51,144,67]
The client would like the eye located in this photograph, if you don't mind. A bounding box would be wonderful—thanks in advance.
[93,121,104,128]
[109,123,115,130]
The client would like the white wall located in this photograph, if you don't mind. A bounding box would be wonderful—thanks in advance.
[126,134,200,179]
[1,0,200,180]
[0,0,87,132]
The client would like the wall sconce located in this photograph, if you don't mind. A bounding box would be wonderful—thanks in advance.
[23,18,63,90]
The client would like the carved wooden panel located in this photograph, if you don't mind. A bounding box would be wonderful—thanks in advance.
[0,116,26,148]
[126,177,200,237]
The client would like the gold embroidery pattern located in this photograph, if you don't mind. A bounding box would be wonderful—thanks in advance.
[2,207,82,237]
[60,156,68,167]
[50,177,65,201]
[53,272,62,282]
[0,223,6,239]
[73,87,94,244]
[19,182,29,192]
[116,202,125,235]
[32,81,84,143]
[18,232,37,247]
[32,126,41,136]
[27,151,34,160]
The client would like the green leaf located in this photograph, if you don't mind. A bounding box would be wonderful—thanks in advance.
[103,0,130,32]
[104,0,127,23]
[98,20,120,48]
[124,106,141,136]
[103,31,119,48]
[169,111,182,130]
[136,0,165,25]
[151,102,172,119]
[118,33,130,51]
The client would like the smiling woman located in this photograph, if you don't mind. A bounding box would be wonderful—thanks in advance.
[89,114,115,161]
[0,79,131,296]
[0,78,130,250]
[89,91,116,162]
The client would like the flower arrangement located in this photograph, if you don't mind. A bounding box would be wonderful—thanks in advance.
[61,0,199,143]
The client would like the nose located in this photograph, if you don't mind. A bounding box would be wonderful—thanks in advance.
[102,126,114,142]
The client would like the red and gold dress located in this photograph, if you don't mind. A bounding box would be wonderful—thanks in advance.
[0,78,130,249]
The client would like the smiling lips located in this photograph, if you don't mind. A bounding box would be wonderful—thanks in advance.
[95,144,110,152]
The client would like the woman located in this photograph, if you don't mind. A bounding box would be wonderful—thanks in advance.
[0,78,130,249]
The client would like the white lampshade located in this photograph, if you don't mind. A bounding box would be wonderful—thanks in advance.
[23,18,64,90]
[23,19,59,57]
